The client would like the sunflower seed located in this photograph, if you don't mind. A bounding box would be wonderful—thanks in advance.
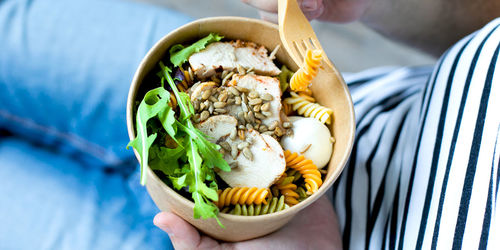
[248,91,259,99]
[268,121,279,131]
[214,108,227,114]
[283,121,292,128]
[218,92,228,102]
[248,98,262,106]
[231,144,238,159]
[242,147,253,161]
[263,131,274,136]
[246,124,253,130]
[253,104,261,112]
[229,162,238,169]
[237,142,249,150]
[255,113,266,120]
[262,111,272,117]
[214,102,226,109]
[242,93,248,104]
[220,141,231,151]
[238,125,245,130]
[193,100,200,111]
[235,96,242,105]
[241,102,249,112]
[274,127,284,137]
[201,89,211,100]
[235,86,249,93]
[228,86,240,96]
[247,111,255,123]
[259,125,268,133]
[261,93,274,101]
[238,129,245,140]
[260,102,270,112]
[199,102,206,111]
[209,96,218,103]
[200,111,210,122]
[244,112,250,123]
[230,128,237,140]
[237,65,245,75]
[237,111,246,124]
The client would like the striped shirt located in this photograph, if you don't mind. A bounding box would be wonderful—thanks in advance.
[332,18,500,249]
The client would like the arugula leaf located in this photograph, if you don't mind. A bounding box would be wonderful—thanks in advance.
[169,33,224,67]
[157,62,230,225]
[127,87,172,185]
[149,145,185,175]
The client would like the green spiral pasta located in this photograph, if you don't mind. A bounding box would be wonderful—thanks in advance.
[228,196,289,216]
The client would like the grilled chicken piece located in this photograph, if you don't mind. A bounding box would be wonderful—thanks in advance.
[196,116,286,189]
[220,130,285,188]
[189,81,217,101]
[227,74,282,127]
[188,41,281,79]
[195,115,237,143]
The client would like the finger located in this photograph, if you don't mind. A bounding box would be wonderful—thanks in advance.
[302,0,325,20]
[257,2,324,23]
[154,212,202,250]
[242,0,278,13]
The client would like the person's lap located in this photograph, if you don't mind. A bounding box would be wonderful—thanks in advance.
[0,136,170,249]
[0,0,192,249]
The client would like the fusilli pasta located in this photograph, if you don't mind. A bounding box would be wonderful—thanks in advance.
[228,196,289,216]
[290,49,322,92]
[215,187,270,209]
[274,173,300,206]
[284,92,333,124]
[297,88,316,102]
[284,150,323,195]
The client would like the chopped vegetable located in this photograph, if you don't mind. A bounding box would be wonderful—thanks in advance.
[278,65,294,93]
[169,33,224,67]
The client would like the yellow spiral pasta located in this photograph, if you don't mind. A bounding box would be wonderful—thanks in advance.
[297,88,316,102]
[290,49,322,92]
[284,92,333,124]
[274,173,300,206]
[284,150,323,195]
[215,187,270,209]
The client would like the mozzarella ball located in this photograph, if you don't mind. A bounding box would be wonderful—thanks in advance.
[280,117,333,169]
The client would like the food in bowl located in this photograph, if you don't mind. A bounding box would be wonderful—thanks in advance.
[128,33,335,225]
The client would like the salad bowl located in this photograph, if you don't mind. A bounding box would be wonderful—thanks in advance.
[126,16,355,242]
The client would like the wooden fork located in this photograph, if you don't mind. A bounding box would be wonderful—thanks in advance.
[277,0,334,72]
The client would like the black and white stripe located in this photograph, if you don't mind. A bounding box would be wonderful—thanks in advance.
[333,18,500,250]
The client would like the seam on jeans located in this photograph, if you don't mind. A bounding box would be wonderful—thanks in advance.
[0,109,122,165]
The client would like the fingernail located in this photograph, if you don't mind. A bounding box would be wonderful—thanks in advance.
[301,0,318,11]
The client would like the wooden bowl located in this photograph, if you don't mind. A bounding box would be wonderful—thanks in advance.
[126,16,355,242]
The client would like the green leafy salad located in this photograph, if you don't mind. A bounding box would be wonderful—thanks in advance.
[128,33,229,225]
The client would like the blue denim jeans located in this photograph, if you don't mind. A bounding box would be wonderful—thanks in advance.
[0,0,191,249]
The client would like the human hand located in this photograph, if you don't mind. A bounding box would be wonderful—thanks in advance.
[154,195,343,250]
[241,0,370,24]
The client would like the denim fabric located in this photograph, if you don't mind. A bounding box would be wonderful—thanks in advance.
[0,0,191,249]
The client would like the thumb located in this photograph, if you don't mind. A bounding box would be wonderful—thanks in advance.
[300,0,325,20]
[154,212,202,250]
